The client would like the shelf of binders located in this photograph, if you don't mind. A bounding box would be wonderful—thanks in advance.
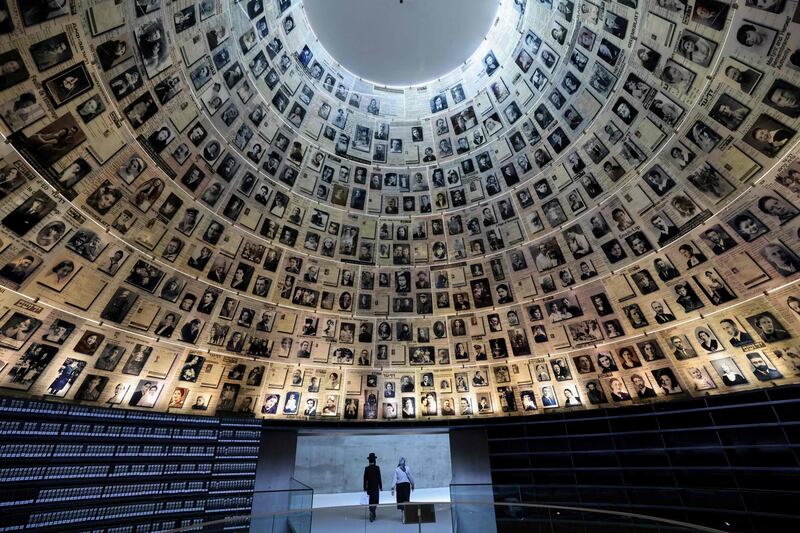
[0,397,260,532]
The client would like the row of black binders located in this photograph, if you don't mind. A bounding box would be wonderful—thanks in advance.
[0,396,261,532]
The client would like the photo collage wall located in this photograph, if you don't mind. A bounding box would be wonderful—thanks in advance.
[0,0,798,420]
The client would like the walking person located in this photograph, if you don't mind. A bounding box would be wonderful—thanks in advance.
[392,457,415,514]
[363,452,382,522]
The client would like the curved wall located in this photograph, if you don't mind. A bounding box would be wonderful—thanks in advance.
[0,0,796,422]
[485,384,800,533]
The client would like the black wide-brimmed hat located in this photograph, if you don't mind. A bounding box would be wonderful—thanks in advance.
[367,452,378,460]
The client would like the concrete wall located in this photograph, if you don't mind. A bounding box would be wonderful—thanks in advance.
[294,433,451,493]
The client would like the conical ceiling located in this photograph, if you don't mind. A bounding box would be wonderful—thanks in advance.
[0,0,797,420]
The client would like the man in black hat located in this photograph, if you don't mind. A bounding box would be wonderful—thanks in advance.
[363,452,382,522]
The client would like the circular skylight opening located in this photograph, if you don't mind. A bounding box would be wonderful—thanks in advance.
[304,0,500,87]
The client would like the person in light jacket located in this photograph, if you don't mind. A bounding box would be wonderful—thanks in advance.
[392,457,415,511]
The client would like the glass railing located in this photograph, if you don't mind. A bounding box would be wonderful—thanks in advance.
[287,477,313,530]
[249,478,313,532]
[167,501,722,532]
[450,483,738,532]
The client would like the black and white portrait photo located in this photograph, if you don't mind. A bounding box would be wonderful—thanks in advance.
[2,343,57,390]
[135,20,173,78]
[11,113,87,166]
[483,51,499,76]
[0,312,42,349]
[763,79,800,118]
[744,115,796,157]
[675,30,716,67]
[0,92,45,132]
[2,190,56,237]
[734,20,777,56]
[76,95,106,124]
[43,63,94,108]
[100,288,139,323]
[709,94,750,131]
[30,33,72,72]
[124,91,159,129]
[746,312,791,343]
[18,0,70,26]
[128,380,162,408]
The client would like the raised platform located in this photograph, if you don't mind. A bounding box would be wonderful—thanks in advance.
[312,486,450,508]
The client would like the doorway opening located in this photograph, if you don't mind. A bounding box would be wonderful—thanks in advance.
[293,430,452,509]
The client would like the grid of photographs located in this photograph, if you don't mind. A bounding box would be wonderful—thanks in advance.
[0,0,797,421]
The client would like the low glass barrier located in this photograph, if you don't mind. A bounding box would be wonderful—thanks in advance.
[168,501,723,533]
